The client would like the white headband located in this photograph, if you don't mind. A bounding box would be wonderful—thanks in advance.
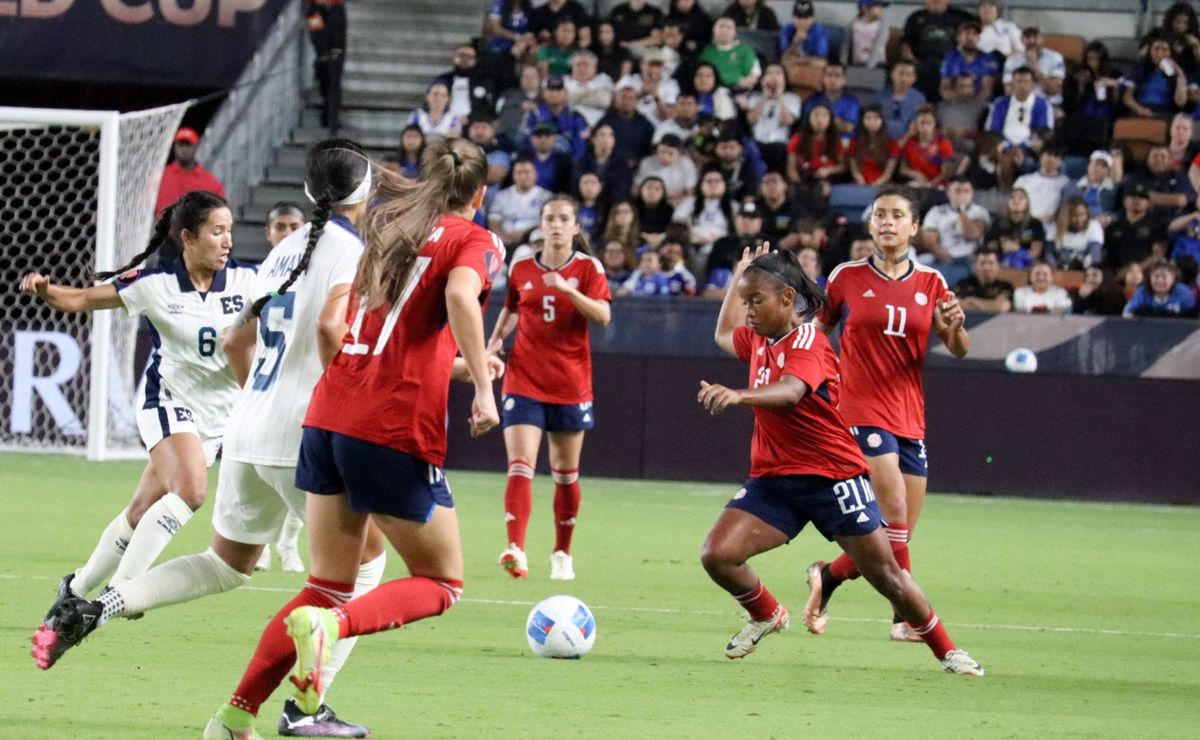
[304,163,372,206]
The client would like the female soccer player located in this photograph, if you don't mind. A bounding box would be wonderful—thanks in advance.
[486,196,612,580]
[24,191,256,668]
[803,184,970,641]
[203,136,506,739]
[697,245,982,675]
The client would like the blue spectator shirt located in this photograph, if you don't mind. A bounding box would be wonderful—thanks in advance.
[579,203,603,241]
[1126,67,1175,110]
[1123,283,1196,317]
[940,49,1001,96]
[487,0,529,54]
[1170,216,1200,263]
[523,104,591,160]
[663,264,697,296]
[780,21,830,58]
[876,86,927,140]
[804,92,862,135]
[622,271,672,297]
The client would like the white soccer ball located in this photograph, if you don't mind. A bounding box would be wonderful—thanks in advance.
[526,595,596,659]
[1004,347,1038,373]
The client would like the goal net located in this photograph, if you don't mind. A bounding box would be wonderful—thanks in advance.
[0,104,187,459]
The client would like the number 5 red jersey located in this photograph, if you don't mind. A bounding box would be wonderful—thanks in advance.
[817,259,949,440]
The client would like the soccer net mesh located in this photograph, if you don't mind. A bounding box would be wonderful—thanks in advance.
[0,104,187,458]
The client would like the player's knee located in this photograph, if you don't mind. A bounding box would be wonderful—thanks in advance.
[175,477,208,510]
[861,559,906,601]
[507,459,534,480]
[699,539,741,575]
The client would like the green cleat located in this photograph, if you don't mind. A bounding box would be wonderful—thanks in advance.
[202,704,262,739]
[285,606,340,715]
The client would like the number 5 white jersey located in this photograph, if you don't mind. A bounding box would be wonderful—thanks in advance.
[222,216,364,466]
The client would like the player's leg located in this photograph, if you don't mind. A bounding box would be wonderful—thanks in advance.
[546,429,585,580]
[275,510,306,573]
[500,401,544,577]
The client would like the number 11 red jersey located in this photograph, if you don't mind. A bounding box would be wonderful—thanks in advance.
[817,259,949,440]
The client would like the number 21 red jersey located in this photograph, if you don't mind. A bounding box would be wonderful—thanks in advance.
[817,258,948,440]
[305,214,505,466]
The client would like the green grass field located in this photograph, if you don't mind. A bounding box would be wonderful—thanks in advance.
[3,452,1199,739]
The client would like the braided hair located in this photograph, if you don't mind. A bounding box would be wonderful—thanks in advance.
[743,249,828,322]
[95,190,228,281]
[250,139,369,318]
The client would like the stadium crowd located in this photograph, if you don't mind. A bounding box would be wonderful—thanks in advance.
[379,0,1200,319]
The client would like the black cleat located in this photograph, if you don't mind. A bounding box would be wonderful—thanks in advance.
[43,573,79,624]
[278,699,371,738]
[30,598,101,670]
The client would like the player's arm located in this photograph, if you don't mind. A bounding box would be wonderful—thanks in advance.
[934,290,970,358]
[713,244,771,357]
[487,306,520,354]
[316,283,352,369]
[544,273,611,324]
[446,265,500,437]
[698,374,809,414]
[451,354,505,382]
[19,273,123,312]
[222,318,258,386]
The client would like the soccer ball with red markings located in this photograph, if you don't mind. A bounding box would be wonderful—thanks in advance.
[526,595,596,659]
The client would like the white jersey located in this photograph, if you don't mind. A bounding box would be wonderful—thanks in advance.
[116,259,257,441]
[223,216,364,466]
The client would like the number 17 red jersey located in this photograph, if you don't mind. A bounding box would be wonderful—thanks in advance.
[817,258,949,440]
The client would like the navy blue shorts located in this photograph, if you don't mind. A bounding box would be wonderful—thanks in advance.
[851,426,928,478]
[725,474,882,541]
[295,427,453,523]
[501,393,594,433]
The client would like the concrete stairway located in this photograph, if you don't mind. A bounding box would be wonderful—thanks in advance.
[232,0,485,261]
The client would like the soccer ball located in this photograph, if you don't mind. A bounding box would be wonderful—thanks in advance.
[526,595,596,659]
[1004,347,1038,373]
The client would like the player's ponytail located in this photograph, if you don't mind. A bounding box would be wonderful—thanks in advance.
[95,190,229,281]
[540,195,593,256]
[358,136,487,309]
[744,249,828,321]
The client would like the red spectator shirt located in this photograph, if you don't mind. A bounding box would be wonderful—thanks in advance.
[154,161,227,216]
[733,324,868,480]
[786,134,842,176]
[900,135,953,181]
[847,137,899,184]
[304,214,505,466]
[502,251,612,404]
[818,258,949,439]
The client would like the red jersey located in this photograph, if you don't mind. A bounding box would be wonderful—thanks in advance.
[818,259,949,439]
[154,161,226,216]
[502,251,611,404]
[847,137,899,184]
[733,324,868,480]
[900,135,953,181]
[305,214,505,466]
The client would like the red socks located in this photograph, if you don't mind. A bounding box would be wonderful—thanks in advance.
[886,524,911,572]
[335,577,463,638]
[230,576,353,716]
[552,467,580,554]
[733,579,780,622]
[504,459,534,548]
[829,552,860,581]
[908,610,955,659]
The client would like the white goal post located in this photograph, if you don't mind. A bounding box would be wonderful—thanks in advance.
[1,104,187,460]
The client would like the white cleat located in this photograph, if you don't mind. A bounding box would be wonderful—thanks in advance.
[549,550,575,580]
[277,546,305,573]
[254,545,271,572]
[724,605,789,659]
[802,561,828,635]
[940,649,985,676]
[498,543,528,579]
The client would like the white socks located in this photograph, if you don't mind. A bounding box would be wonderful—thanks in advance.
[276,510,304,553]
[111,546,250,618]
[322,551,387,695]
[110,493,194,586]
[72,508,135,597]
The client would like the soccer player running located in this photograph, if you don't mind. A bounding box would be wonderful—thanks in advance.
[487,196,612,581]
[803,185,971,642]
[204,136,506,739]
[40,141,385,737]
[697,244,982,675]
[22,191,256,668]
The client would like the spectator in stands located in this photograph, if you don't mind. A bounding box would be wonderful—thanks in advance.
[1123,260,1197,317]
[1072,265,1126,315]
[619,248,672,297]
[576,171,607,242]
[1063,150,1119,226]
[705,199,766,295]
[745,63,801,172]
[489,158,551,247]
[603,199,643,254]
[305,0,348,132]
[654,90,702,144]
[1167,191,1200,265]
[576,122,636,201]
[986,66,1054,181]
[496,64,543,149]
[757,170,802,250]
[787,103,845,200]
[536,19,582,77]
[436,44,495,123]
[1014,262,1072,314]
[522,75,590,159]
[667,0,713,58]
[609,0,664,53]
[780,1,831,62]
[526,122,573,193]
[956,248,1014,312]
[591,20,634,81]
[899,105,954,187]
[566,51,614,126]
[714,127,764,201]
[1014,142,1069,226]
[485,0,534,58]
[921,176,991,283]
[976,0,1022,59]
[602,240,635,293]
[1166,113,1196,171]
[901,0,975,101]
[700,16,762,91]
[618,48,681,126]
[937,73,988,151]
[1053,196,1104,269]
[1104,185,1169,270]
[691,63,738,121]
[986,187,1045,266]
[1117,261,1144,300]
[956,130,1003,190]
[674,167,735,252]
[1063,41,1121,156]
[660,20,691,80]
[154,127,226,217]
[597,83,656,176]
[530,0,591,43]
[939,20,999,102]
[1002,27,1066,108]
[1154,2,1200,75]
[804,63,862,137]
[388,124,426,179]
[635,176,677,246]
[1124,145,1195,219]
[723,0,779,32]
[658,237,698,295]
[848,106,899,186]
[407,81,461,140]
[847,0,889,68]
[878,60,927,140]
[636,134,698,204]
[1122,37,1189,118]
[263,201,305,248]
